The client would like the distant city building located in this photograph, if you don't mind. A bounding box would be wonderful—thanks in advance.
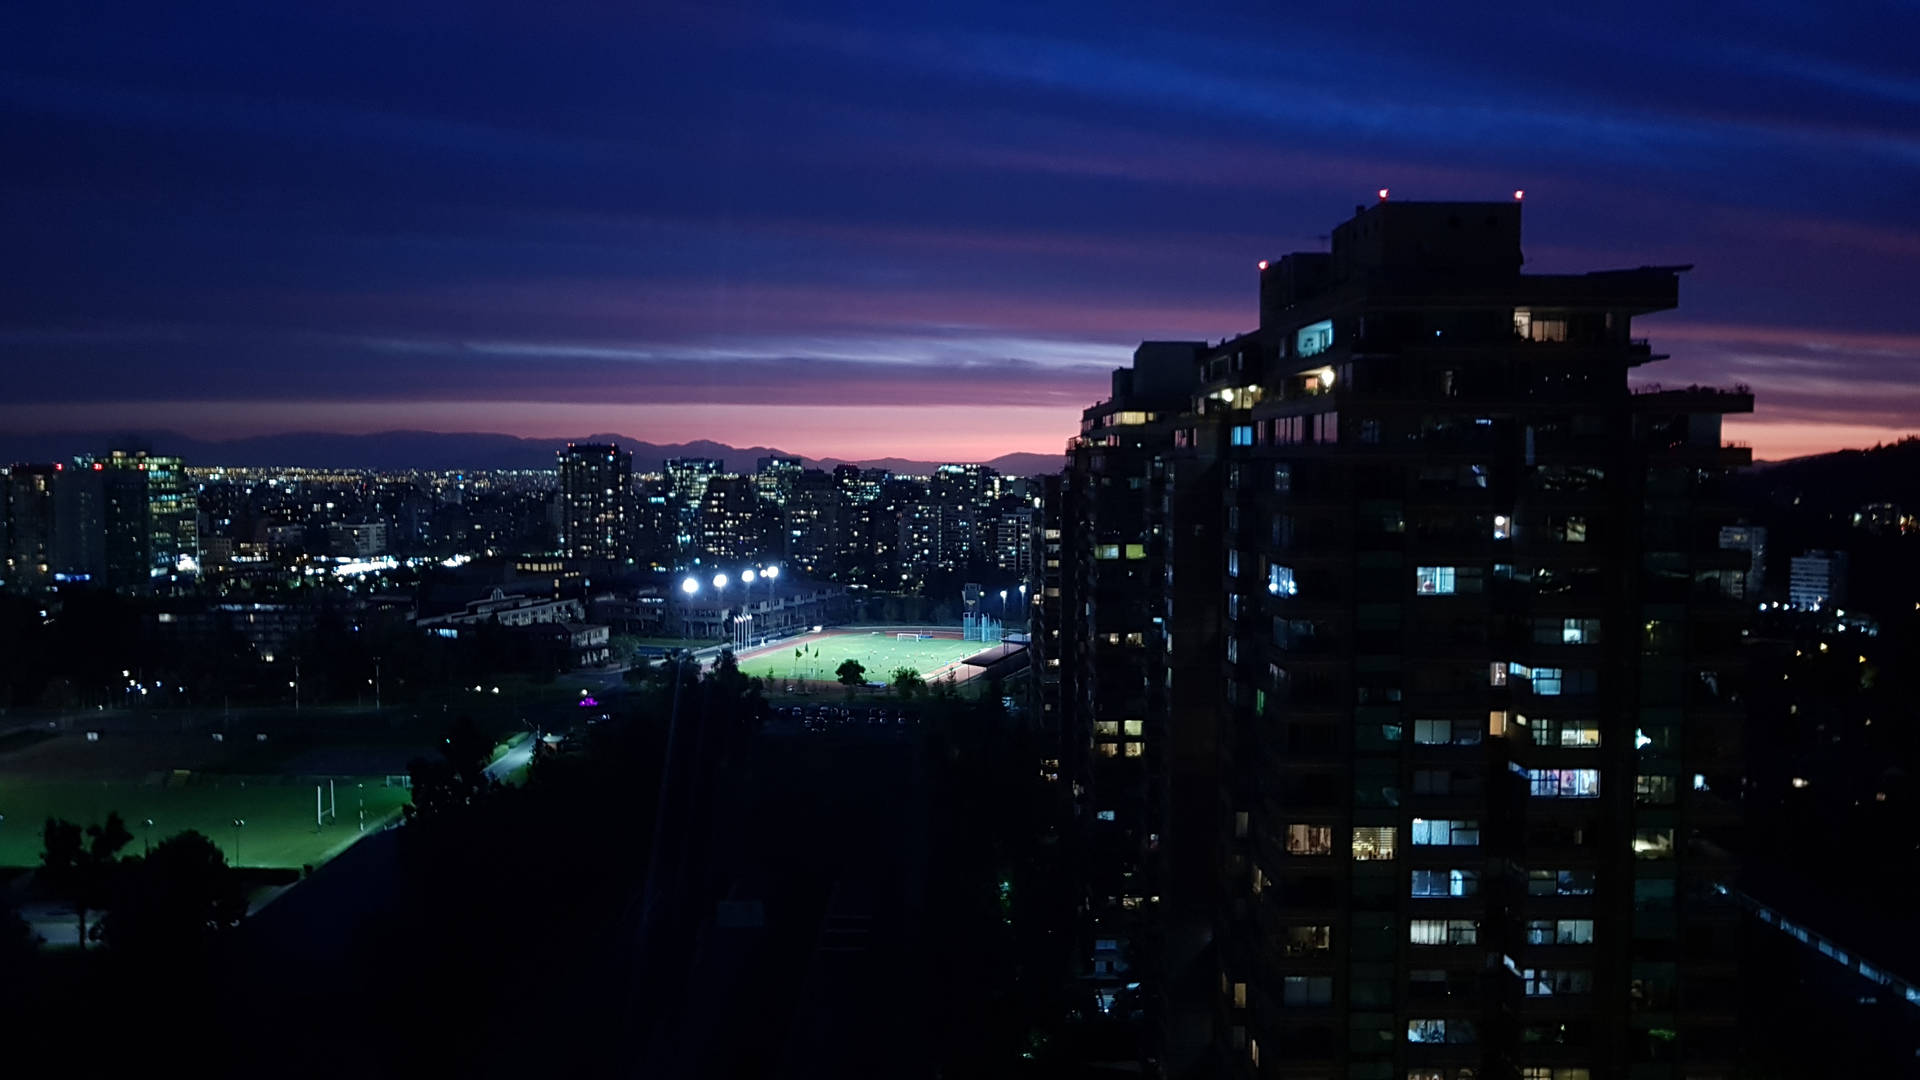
[1852,502,1910,535]
[328,521,390,558]
[1718,523,1767,599]
[663,457,723,508]
[557,443,631,562]
[107,449,196,575]
[1789,549,1849,610]
[3,464,58,589]
[783,469,837,576]
[55,458,150,590]
[753,455,804,507]
[991,509,1032,575]
[696,474,760,562]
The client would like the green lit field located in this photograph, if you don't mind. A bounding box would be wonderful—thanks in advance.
[733,629,979,686]
[0,776,412,869]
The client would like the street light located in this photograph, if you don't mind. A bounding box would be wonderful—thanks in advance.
[741,569,756,584]
[232,819,246,867]
[680,576,699,595]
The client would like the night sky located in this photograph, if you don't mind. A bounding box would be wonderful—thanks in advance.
[5,1,1918,461]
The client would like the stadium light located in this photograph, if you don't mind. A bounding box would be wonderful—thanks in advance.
[713,573,728,589]
[765,566,780,580]
[680,577,698,595]
[742,569,756,583]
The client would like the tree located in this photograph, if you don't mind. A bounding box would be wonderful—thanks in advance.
[892,667,925,698]
[40,812,132,948]
[405,716,495,821]
[98,829,247,957]
[836,659,867,688]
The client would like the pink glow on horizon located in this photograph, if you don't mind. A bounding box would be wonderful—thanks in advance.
[0,400,1903,465]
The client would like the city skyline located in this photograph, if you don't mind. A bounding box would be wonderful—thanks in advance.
[7,3,1920,462]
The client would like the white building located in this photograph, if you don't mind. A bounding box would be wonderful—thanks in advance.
[1788,550,1848,611]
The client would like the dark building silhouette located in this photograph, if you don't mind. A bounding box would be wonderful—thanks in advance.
[1039,200,1753,1078]
[3,463,59,589]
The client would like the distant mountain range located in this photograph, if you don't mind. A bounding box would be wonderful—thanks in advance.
[0,430,1064,477]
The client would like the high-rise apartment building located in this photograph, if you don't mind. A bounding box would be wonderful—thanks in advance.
[1716,525,1766,601]
[3,464,59,589]
[557,443,632,562]
[1043,200,1753,1078]
[696,474,761,562]
[754,455,804,507]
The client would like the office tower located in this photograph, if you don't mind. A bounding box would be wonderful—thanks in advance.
[630,475,676,570]
[1049,201,1753,1078]
[557,443,632,562]
[1787,550,1848,611]
[929,463,996,571]
[1716,525,1766,601]
[663,457,723,509]
[107,449,196,575]
[3,464,59,589]
[695,474,760,562]
[754,455,804,507]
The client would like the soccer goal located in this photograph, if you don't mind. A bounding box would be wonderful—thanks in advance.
[896,632,919,642]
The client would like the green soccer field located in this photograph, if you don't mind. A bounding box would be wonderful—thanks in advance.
[0,776,413,869]
[733,631,978,684]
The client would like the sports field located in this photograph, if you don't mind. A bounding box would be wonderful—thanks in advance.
[733,628,980,686]
[0,775,412,868]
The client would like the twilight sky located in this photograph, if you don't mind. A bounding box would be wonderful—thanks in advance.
[4,1,1919,462]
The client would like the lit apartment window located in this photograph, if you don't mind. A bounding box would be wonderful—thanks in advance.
[1527,918,1595,945]
[1490,661,1508,687]
[1635,774,1676,804]
[1296,319,1334,357]
[1527,869,1595,896]
[1633,828,1675,858]
[1231,981,1247,1008]
[1124,543,1146,559]
[1227,550,1240,577]
[1522,1069,1592,1080]
[1522,968,1593,997]
[1411,869,1480,898]
[1283,925,1331,955]
[1231,425,1253,446]
[1268,564,1297,596]
[1282,976,1333,1005]
[1123,742,1143,758]
[1407,1017,1475,1044]
[1410,918,1479,946]
[1416,566,1457,595]
[1528,769,1601,798]
[1489,710,1509,737]
[1122,720,1144,736]
[1352,826,1397,860]
[1412,819,1479,846]
[1286,824,1333,855]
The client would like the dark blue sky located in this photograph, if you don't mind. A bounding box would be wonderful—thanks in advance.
[5,0,1918,459]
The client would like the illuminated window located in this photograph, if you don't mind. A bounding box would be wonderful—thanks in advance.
[1352,826,1397,860]
[1283,925,1331,955]
[1412,819,1479,846]
[1411,869,1480,898]
[1122,719,1144,736]
[1416,566,1457,595]
[1528,869,1595,896]
[1410,918,1479,946]
[1633,829,1675,858]
[1095,720,1119,736]
[1527,769,1601,798]
[1286,824,1334,855]
[1282,976,1332,1005]
[1095,544,1120,560]
[1268,564,1297,596]
[1522,968,1592,997]
[1096,743,1118,758]
[1407,1017,1475,1044]
[1124,543,1146,560]
[1123,741,1143,758]
[1489,710,1509,737]
[1231,981,1247,1008]
[1296,320,1334,358]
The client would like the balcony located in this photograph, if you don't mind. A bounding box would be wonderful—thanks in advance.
[1630,382,1755,415]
